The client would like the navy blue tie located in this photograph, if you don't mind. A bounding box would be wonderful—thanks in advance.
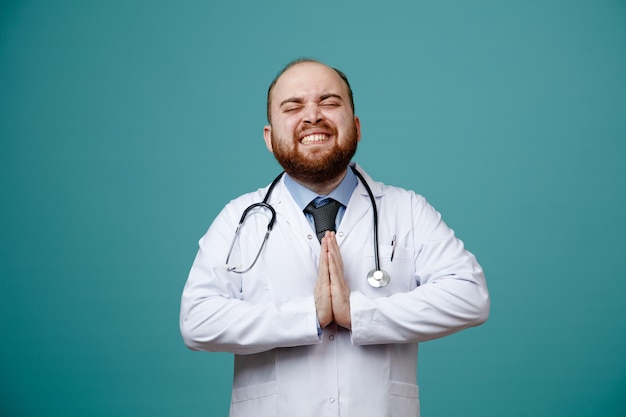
[304,199,341,242]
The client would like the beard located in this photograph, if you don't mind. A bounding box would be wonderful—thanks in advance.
[270,122,359,185]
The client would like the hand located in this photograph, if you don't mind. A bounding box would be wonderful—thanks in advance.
[314,231,351,329]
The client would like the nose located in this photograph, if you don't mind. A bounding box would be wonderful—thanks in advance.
[303,103,323,124]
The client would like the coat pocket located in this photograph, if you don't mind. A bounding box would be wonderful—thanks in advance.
[230,381,279,417]
[389,381,420,417]
[359,245,418,298]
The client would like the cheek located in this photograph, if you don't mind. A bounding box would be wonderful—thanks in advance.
[331,112,354,127]
[275,120,299,138]
[270,126,297,149]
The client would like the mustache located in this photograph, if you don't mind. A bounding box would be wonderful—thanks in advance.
[296,122,337,137]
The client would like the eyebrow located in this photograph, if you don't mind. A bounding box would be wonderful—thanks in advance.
[279,93,344,107]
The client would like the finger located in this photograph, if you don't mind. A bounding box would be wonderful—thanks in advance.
[316,240,330,289]
[319,233,329,267]
[315,234,332,328]
[326,232,344,277]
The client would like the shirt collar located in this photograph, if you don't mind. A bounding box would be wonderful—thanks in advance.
[284,166,358,210]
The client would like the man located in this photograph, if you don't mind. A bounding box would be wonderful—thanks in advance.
[180,58,490,417]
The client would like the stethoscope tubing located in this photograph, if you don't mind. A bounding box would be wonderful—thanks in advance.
[225,165,389,286]
[349,167,382,273]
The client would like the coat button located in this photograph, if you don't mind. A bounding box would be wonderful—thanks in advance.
[329,397,336,404]
[328,335,335,341]
[307,234,313,240]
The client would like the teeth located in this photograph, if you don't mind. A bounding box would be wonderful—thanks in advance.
[301,134,327,144]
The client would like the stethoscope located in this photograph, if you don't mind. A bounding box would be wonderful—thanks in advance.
[225,165,391,288]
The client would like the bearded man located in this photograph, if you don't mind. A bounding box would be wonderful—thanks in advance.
[180,58,490,417]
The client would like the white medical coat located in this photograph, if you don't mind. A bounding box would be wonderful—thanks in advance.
[180,164,490,417]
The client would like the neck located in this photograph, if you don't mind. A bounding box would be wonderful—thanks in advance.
[296,168,348,195]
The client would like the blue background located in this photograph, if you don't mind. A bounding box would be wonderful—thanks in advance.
[1,1,625,416]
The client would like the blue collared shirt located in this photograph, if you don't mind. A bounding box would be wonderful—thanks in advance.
[283,167,358,231]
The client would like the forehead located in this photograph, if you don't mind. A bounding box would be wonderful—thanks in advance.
[271,62,349,102]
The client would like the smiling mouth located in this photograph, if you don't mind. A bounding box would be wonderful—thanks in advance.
[300,134,329,144]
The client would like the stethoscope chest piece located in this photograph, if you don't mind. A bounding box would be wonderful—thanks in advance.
[367,269,390,288]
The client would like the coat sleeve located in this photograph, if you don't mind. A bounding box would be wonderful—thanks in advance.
[350,192,490,345]
[179,202,321,355]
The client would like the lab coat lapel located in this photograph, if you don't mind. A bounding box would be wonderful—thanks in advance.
[337,164,384,244]
[267,179,321,254]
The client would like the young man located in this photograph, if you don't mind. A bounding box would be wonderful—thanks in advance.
[180,59,490,417]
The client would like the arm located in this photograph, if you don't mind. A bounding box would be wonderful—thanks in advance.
[350,193,490,345]
[179,204,320,355]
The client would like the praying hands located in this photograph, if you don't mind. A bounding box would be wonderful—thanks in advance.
[314,231,351,329]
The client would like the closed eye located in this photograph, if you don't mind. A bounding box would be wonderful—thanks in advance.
[283,105,303,113]
[320,93,343,107]
[279,97,304,112]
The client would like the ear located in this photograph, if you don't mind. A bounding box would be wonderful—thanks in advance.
[263,125,273,152]
[354,116,362,142]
